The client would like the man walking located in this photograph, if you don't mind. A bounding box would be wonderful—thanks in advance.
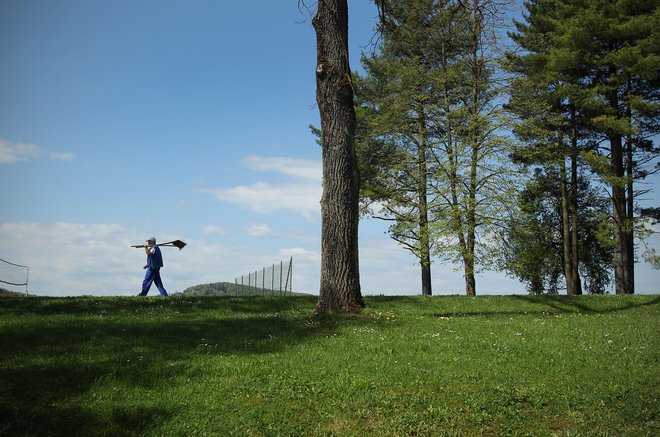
[139,237,168,296]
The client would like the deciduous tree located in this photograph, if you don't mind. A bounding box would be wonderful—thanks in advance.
[313,0,364,313]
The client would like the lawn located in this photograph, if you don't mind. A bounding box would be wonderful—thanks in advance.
[0,294,657,436]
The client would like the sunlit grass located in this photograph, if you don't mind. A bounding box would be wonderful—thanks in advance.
[0,295,657,435]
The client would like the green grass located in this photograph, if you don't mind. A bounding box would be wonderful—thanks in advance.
[0,295,657,436]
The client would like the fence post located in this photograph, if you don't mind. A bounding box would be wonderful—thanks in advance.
[288,257,292,293]
[233,258,293,297]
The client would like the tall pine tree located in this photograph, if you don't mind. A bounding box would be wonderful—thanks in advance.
[507,0,659,294]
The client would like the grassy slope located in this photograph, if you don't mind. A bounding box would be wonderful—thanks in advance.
[0,295,657,436]
[180,281,310,297]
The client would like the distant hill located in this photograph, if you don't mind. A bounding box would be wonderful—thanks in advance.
[180,282,310,297]
[0,288,29,297]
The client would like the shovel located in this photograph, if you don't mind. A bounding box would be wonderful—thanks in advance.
[131,240,187,250]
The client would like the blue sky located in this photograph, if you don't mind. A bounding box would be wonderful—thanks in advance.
[0,1,657,296]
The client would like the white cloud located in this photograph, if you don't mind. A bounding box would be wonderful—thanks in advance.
[248,223,272,237]
[242,155,322,181]
[0,141,40,163]
[201,224,229,235]
[0,139,76,164]
[0,222,139,295]
[48,151,77,161]
[200,155,322,218]
[278,246,318,258]
[202,182,321,218]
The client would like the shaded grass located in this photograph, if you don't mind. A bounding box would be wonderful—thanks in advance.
[0,295,658,436]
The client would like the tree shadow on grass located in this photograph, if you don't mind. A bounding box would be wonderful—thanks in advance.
[0,297,336,436]
[514,294,660,315]
[0,295,318,317]
[0,362,170,437]
[429,294,660,319]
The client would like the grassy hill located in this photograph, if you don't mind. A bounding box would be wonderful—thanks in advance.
[0,294,657,436]
[0,287,28,297]
[180,281,309,297]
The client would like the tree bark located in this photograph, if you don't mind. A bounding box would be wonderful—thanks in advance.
[313,0,364,313]
[441,37,467,297]
[464,0,481,297]
[609,82,632,294]
[569,106,582,294]
[417,111,432,296]
[560,151,576,295]
[625,80,635,294]
[612,132,629,294]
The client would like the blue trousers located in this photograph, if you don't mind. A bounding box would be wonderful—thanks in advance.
[140,268,168,296]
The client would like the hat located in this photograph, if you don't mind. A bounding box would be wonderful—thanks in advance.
[146,237,156,243]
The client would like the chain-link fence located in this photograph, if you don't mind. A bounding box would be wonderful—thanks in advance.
[0,258,29,295]
[234,257,292,296]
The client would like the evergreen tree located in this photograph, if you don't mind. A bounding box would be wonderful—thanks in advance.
[506,0,659,294]
[514,0,660,293]
[500,168,613,294]
[505,0,587,294]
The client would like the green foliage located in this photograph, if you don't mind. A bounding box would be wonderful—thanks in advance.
[356,0,518,293]
[180,282,306,297]
[509,0,659,182]
[505,0,660,292]
[500,168,614,294]
[500,177,564,294]
[181,281,231,296]
[0,295,658,435]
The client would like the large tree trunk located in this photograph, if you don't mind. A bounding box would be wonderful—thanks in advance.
[609,83,633,294]
[313,0,364,313]
[612,132,629,294]
[463,248,476,296]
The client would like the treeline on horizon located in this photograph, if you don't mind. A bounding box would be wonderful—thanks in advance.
[178,282,307,297]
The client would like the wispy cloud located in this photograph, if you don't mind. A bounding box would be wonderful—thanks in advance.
[241,155,321,181]
[48,152,77,161]
[0,139,76,164]
[248,223,272,237]
[200,155,322,218]
[201,224,229,235]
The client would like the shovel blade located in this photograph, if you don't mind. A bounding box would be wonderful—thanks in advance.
[169,240,187,250]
